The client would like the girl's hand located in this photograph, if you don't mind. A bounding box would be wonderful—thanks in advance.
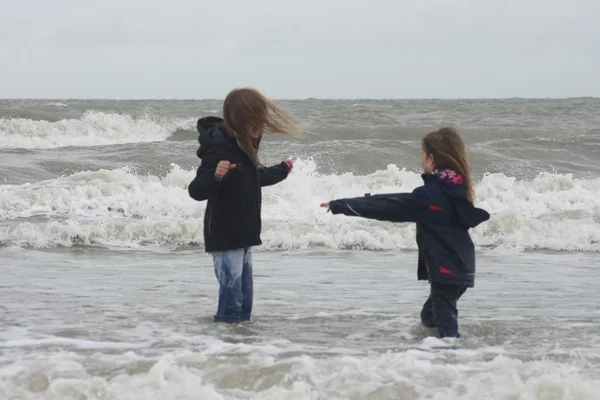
[320,197,361,212]
[215,160,236,180]
[283,159,294,171]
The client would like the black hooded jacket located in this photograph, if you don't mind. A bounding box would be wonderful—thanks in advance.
[328,169,490,287]
[188,117,291,252]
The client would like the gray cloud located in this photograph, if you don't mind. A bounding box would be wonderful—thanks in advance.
[1,0,598,98]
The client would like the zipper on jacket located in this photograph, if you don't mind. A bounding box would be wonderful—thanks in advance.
[207,209,213,237]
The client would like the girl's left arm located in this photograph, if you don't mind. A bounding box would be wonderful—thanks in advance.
[259,161,292,187]
[326,187,428,223]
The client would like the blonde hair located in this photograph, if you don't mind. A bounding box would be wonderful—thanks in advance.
[222,88,299,167]
[422,127,475,204]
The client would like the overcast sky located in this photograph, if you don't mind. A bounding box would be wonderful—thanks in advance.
[1,0,598,99]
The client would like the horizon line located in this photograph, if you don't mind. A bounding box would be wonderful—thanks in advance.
[1,96,598,101]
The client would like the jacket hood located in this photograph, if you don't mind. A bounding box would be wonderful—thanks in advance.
[196,116,234,158]
[423,169,490,228]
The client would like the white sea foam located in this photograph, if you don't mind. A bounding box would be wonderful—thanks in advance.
[0,111,194,149]
[1,160,600,251]
[0,336,597,400]
[43,102,67,107]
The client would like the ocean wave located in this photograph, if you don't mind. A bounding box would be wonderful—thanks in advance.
[0,111,195,149]
[1,160,600,251]
[1,336,598,400]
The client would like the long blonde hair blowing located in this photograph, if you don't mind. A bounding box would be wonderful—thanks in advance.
[222,88,299,167]
[422,127,475,204]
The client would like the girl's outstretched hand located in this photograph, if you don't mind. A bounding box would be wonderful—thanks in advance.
[283,159,294,171]
[320,196,361,212]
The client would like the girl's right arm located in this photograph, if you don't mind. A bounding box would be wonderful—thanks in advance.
[325,187,428,223]
[188,148,222,201]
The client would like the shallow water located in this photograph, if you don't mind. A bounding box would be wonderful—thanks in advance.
[2,98,600,398]
[1,248,599,399]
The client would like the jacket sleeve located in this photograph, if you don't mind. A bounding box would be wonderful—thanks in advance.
[328,186,429,223]
[187,148,222,201]
[259,162,290,187]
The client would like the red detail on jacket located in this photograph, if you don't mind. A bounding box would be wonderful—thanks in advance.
[439,266,453,274]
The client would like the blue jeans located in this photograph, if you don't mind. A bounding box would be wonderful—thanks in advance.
[420,283,467,338]
[211,247,253,323]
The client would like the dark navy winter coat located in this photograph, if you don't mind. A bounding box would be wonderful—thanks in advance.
[188,117,291,252]
[328,169,490,287]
